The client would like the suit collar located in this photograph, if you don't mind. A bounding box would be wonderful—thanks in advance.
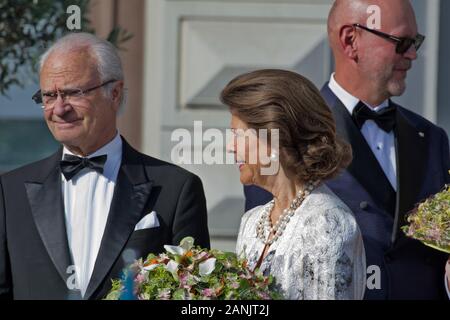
[25,138,154,299]
[322,84,429,242]
[327,74,389,113]
[84,138,153,299]
[26,147,63,183]
[24,148,78,297]
[392,103,428,240]
[321,84,396,215]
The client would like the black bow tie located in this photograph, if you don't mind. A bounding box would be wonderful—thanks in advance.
[60,154,107,181]
[352,101,396,133]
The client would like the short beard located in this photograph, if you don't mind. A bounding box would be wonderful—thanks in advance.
[359,52,407,100]
[369,66,406,99]
[386,77,406,97]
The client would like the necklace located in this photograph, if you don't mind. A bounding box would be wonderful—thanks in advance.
[256,180,318,245]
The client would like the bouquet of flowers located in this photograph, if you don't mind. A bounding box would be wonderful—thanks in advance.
[105,237,282,300]
[402,185,450,254]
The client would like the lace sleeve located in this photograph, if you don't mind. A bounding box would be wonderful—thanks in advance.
[300,206,365,300]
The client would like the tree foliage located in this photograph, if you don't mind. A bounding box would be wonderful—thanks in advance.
[0,0,132,96]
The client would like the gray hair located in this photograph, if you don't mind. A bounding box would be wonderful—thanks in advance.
[39,32,126,111]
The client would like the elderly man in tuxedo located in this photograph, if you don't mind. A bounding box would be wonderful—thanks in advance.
[0,33,210,299]
[245,0,450,299]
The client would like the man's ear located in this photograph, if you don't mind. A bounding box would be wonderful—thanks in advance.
[111,80,124,111]
[339,25,358,60]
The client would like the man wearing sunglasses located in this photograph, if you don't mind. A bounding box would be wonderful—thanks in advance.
[0,33,210,299]
[244,0,450,299]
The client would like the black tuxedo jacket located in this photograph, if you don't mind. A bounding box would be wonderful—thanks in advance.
[0,138,210,299]
[245,84,450,299]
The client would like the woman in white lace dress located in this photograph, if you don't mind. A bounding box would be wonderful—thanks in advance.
[221,69,366,300]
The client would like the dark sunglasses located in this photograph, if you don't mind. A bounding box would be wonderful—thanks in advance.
[353,23,425,54]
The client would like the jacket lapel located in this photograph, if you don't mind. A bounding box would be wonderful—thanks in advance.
[392,104,428,239]
[24,148,74,287]
[84,140,153,299]
[321,85,396,215]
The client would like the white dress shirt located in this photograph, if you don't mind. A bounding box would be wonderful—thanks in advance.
[328,73,397,191]
[62,132,122,297]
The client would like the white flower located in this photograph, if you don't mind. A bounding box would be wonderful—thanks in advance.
[165,260,180,273]
[199,258,216,276]
[159,253,169,260]
[164,245,186,256]
[143,264,161,271]
[180,237,195,251]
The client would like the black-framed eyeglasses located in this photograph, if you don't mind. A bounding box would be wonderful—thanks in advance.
[32,79,118,106]
[352,23,425,54]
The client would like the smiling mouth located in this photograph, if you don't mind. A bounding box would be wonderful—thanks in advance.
[53,119,82,127]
